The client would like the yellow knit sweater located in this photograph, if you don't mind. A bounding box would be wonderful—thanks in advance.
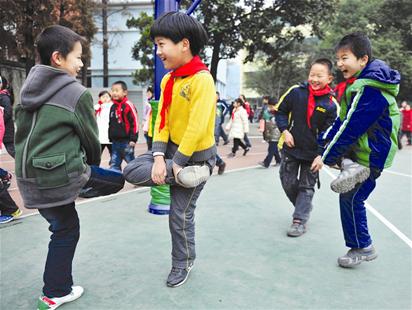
[153,70,216,165]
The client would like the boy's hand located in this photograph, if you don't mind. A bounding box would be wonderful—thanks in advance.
[283,130,295,148]
[311,155,323,172]
[129,141,136,147]
[172,162,183,179]
[152,156,167,184]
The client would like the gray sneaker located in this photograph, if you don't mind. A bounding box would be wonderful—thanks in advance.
[331,159,370,194]
[176,165,210,188]
[338,245,378,268]
[166,263,194,287]
[287,222,306,237]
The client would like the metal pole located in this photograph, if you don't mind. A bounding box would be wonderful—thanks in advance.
[102,0,109,87]
[185,0,202,15]
[153,0,179,100]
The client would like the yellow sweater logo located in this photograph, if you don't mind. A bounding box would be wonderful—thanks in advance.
[179,84,190,101]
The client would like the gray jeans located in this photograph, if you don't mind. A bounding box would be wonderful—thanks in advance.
[279,152,318,224]
[123,152,214,268]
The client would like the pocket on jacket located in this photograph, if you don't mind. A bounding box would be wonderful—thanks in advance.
[32,153,69,189]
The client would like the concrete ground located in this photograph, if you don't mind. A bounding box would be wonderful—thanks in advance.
[1,127,411,309]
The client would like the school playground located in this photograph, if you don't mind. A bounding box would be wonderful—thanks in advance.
[1,140,411,309]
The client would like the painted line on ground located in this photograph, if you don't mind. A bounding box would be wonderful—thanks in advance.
[13,165,266,220]
[323,167,412,249]
[383,169,412,178]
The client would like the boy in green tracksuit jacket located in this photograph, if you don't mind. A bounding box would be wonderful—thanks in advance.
[15,25,124,310]
[321,33,401,268]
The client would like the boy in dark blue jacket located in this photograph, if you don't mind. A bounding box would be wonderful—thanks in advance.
[276,58,337,237]
[321,33,400,267]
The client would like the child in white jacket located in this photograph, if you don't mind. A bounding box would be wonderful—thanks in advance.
[226,98,250,157]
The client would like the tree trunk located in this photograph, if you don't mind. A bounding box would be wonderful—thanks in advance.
[210,37,222,83]
[24,1,35,76]
[102,0,109,87]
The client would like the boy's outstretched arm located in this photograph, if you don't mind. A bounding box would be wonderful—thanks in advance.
[322,87,388,166]
[173,73,216,167]
[74,91,101,166]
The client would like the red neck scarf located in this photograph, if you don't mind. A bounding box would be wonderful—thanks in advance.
[159,55,209,131]
[0,89,10,96]
[334,77,356,103]
[113,97,128,123]
[307,84,332,128]
[96,100,103,116]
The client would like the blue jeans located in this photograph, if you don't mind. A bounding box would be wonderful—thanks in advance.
[263,141,281,167]
[110,141,135,171]
[38,166,124,297]
[39,203,79,297]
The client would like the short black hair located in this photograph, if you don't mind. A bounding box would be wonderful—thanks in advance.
[112,80,128,91]
[146,86,153,93]
[0,74,8,90]
[268,97,277,106]
[36,25,85,66]
[311,58,333,74]
[150,12,208,56]
[98,90,111,98]
[335,32,372,61]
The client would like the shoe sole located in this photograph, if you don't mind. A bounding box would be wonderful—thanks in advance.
[338,253,378,268]
[177,166,210,188]
[331,168,370,194]
[287,230,306,237]
[37,291,84,310]
[166,265,193,288]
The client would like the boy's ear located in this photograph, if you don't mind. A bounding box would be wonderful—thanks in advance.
[327,74,334,84]
[181,38,190,52]
[360,55,369,68]
[51,51,63,67]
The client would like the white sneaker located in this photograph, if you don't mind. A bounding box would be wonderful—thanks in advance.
[37,286,84,310]
[176,165,210,188]
[331,158,370,193]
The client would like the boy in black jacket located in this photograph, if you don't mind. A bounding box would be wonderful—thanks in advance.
[276,58,337,237]
[108,80,139,171]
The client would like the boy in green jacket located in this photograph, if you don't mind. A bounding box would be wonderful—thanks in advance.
[15,25,124,310]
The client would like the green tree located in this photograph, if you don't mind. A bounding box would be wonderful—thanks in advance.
[317,0,412,100]
[127,12,154,86]
[127,0,336,84]
[0,0,96,83]
[244,39,318,98]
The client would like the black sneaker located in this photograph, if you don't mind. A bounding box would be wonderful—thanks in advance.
[217,162,226,175]
[223,140,229,145]
[243,147,250,156]
[166,263,194,287]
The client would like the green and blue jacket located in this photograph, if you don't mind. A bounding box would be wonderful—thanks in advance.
[322,59,401,171]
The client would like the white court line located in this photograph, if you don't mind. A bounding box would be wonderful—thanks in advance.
[323,167,412,249]
[15,165,265,219]
[383,169,412,178]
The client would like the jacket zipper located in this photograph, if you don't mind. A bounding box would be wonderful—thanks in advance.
[22,111,38,179]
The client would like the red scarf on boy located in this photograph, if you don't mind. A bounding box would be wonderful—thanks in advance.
[159,55,209,131]
[334,77,356,103]
[113,97,128,123]
[307,84,332,128]
[95,100,103,116]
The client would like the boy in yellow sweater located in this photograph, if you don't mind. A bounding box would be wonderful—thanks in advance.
[124,12,216,287]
